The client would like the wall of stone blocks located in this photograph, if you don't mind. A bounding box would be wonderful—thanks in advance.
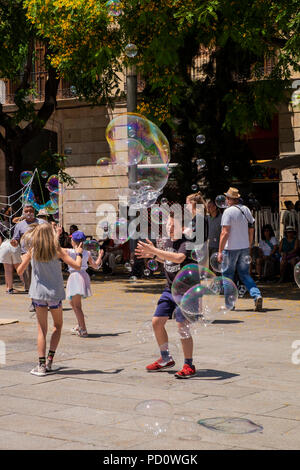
[278,97,300,210]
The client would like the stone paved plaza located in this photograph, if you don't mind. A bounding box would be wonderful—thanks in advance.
[0,272,300,450]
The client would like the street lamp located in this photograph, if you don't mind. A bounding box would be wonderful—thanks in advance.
[126,65,139,265]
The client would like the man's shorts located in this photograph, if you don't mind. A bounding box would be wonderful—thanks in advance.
[153,288,186,323]
[32,299,62,309]
[0,240,22,265]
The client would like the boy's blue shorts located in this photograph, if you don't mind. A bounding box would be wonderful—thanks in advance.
[153,288,186,323]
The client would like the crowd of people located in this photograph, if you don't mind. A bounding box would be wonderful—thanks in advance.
[0,188,299,379]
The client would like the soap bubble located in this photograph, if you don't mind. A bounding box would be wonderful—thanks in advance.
[215,195,227,209]
[41,171,48,179]
[170,415,201,441]
[180,284,212,324]
[191,242,209,264]
[210,252,229,273]
[9,166,13,172]
[20,171,33,186]
[144,269,150,277]
[46,175,59,193]
[125,43,138,58]
[83,240,100,262]
[134,400,173,436]
[147,259,159,271]
[129,276,138,281]
[106,0,123,17]
[136,320,154,344]
[196,159,206,169]
[294,261,300,288]
[161,198,168,204]
[171,264,215,307]
[97,156,111,166]
[191,184,198,191]
[224,166,230,172]
[243,255,252,265]
[180,276,237,324]
[196,134,205,144]
[206,276,238,316]
[106,113,170,196]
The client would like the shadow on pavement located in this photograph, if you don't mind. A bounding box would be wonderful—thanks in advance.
[54,367,124,375]
[164,369,239,380]
[87,332,130,338]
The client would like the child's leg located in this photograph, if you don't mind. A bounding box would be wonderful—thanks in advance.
[152,316,169,348]
[13,263,25,287]
[48,304,63,353]
[177,321,194,361]
[70,295,87,331]
[35,305,48,359]
[3,263,13,290]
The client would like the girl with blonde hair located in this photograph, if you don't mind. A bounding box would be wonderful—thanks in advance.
[17,223,84,376]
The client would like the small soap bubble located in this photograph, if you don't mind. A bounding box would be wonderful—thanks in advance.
[215,195,227,209]
[191,184,198,191]
[196,134,205,144]
[196,159,206,169]
[125,43,138,58]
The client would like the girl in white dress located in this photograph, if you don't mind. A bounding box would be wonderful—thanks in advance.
[65,231,102,337]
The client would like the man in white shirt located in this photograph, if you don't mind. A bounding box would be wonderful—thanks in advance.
[218,187,263,311]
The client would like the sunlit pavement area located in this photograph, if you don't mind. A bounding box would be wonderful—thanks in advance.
[0,271,300,450]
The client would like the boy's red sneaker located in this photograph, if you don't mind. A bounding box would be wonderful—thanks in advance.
[174,364,196,379]
[146,357,175,372]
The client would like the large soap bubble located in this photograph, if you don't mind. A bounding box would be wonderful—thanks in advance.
[106,113,170,204]
[171,264,215,307]
[206,276,238,316]
[180,276,238,325]
[294,261,300,288]
[134,400,173,436]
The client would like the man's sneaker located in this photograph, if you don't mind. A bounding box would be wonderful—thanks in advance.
[71,326,88,338]
[146,357,175,372]
[254,297,263,312]
[71,325,79,335]
[30,364,47,376]
[29,303,35,313]
[175,364,196,379]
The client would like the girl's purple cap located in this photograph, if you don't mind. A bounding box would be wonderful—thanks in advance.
[71,230,86,241]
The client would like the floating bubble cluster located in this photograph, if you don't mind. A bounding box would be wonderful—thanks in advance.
[41,171,48,179]
[171,264,215,306]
